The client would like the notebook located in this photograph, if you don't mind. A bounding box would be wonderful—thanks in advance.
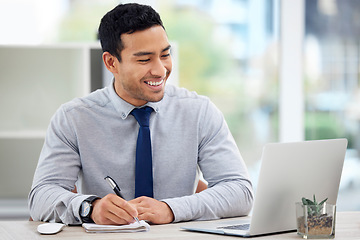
[82,220,150,233]
[182,138,348,237]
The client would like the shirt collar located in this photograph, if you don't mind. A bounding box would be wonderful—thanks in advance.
[108,78,162,120]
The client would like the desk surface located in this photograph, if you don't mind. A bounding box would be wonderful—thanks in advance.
[1,212,359,239]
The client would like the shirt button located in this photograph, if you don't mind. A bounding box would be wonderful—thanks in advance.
[122,113,126,118]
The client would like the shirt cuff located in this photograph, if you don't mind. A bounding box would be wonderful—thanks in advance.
[72,195,98,225]
[161,197,192,223]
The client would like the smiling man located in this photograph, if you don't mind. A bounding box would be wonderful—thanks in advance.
[29,3,253,225]
[107,25,172,106]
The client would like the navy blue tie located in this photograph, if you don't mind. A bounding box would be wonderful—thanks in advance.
[131,106,154,198]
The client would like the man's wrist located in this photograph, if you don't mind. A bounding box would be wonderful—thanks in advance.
[161,201,175,223]
[79,196,100,223]
[90,198,101,222]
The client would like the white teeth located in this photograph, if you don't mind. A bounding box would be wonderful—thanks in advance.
[147,79,164,86]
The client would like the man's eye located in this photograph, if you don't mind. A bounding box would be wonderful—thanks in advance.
[162,54,170,58]
[138,59,150,63]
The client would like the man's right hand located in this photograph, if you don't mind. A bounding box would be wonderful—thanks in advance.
[90,193,138,225]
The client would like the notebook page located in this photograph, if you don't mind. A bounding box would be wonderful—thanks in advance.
[82,220,150,233]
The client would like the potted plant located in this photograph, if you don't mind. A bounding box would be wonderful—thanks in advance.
[296,195,336,239]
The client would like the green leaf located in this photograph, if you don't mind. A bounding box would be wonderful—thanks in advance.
[302,197,314,205]
[313,194,317,205]
[319,198,328,206]
[301,195,329,216]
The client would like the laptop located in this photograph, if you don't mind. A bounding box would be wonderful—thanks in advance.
[181,138,348,237]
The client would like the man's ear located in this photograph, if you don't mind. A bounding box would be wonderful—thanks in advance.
[102,52,119,73]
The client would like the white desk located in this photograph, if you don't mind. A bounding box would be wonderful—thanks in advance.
[0,212,359,239]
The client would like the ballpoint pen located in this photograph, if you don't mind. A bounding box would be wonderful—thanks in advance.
[104,176,140,224]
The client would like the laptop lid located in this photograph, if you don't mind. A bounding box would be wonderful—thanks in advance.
[182,138,348,237]
[249,138,347,236]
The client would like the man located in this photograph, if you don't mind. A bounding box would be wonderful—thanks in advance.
[29,3,253,225]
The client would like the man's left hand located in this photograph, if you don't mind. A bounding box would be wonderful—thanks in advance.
[129,196,174,224]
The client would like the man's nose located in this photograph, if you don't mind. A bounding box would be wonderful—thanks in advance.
[150,58,167,77]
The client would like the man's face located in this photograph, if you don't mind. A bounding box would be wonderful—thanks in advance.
[113,25,172,106]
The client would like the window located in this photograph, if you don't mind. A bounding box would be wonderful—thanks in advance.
[304,0,360,210]
[160,0,280,179]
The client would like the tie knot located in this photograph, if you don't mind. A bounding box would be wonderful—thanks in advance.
[131,106,153,127]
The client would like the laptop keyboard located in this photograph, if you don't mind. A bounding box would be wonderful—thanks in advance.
[217,223,250,230]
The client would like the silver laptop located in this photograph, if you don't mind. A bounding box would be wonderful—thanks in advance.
[182,138,348,237]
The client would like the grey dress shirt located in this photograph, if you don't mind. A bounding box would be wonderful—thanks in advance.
[29,80,253,224]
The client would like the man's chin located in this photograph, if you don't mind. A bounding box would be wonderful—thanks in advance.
[147,95,164,103]
[146,91,165,103]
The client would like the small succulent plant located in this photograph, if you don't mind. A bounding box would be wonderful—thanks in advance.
[302,194,328,216]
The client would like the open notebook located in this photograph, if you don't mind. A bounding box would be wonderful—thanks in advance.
[82,220,150,233]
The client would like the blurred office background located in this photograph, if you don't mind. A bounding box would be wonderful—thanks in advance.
[1,0,360,219]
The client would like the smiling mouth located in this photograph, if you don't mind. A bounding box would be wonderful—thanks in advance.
[145,79,164,86]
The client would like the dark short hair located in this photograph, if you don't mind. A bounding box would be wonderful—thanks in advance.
[98,3,165,61]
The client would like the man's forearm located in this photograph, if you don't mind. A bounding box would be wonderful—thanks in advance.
[29,184,91,224]
[161,179,253,223]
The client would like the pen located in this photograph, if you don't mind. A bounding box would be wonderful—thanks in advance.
[104,176,140,224]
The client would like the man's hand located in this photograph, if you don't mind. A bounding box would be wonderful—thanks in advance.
[129,196,174,224]
[91,194,138,225]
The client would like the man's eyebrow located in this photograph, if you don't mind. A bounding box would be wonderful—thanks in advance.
[133,45,171,57]
[133,51,154,57]
[162,45,171,52]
